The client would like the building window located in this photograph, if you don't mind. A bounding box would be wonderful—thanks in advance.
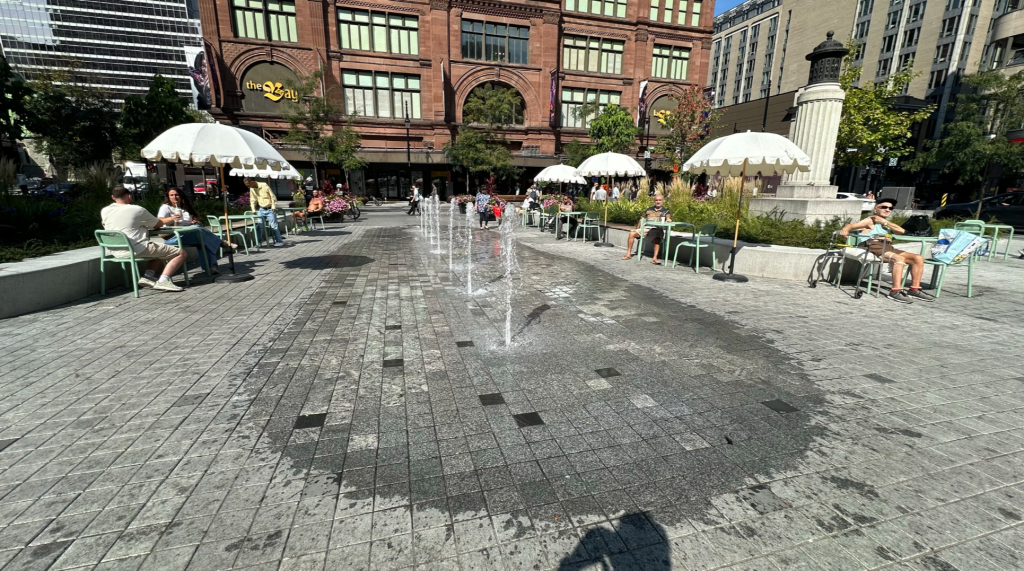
[342,70,421,119]
[561,88,621,128]
[853,41,866,60]
[960,41,971,61]
[691,1,702,26]
[944,0,961,9]
[897,52,915,69]
[652,44,691,79]
[855,21,870,40]
[928,68,946,89]
[858,0,875,17]
[764,52,774,70]
[461,20,529,64]
[906,1,926,22]
[664,0,674,22]
[563,35,625,74]
[886,10,902,29]
[232,0,297,42]
[881,34,897,53]
[876,57,891,76]
[338,10,418,55]
[934,42,953,63]
[966,14,977,34]
[565,0,628,19]
[901,27,920,48]
[650,0,660,20]
[940,16,959,37]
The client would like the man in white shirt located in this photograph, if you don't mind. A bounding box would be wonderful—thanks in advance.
[611,185,620,200]
[100,186,187,292]
[407,185,421,215]
[593,184,608,202]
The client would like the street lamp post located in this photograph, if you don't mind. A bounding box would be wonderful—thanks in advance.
[405,101,412,191]
[644,110,653,175]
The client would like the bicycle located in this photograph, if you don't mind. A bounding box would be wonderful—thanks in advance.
[345,204,361,221]
[369,196,382,207]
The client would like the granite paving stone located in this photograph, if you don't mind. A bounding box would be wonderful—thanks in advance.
[0,209,1022,569]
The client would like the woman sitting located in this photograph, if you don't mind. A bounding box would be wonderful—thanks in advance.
[157,188,237,274]
[291,189,325,229]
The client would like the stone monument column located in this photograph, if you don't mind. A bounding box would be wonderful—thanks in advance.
[749,32,862,224]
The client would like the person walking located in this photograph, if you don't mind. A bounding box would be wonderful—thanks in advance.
[247,179,284,247]
[407,185,421,215]
[475,188,491,229]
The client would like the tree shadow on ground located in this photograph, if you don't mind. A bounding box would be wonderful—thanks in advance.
[557,512,670,570]
[279,255,375,269]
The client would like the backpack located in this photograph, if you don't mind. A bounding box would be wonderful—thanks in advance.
[902,214,932,237]
[529,189,539,201]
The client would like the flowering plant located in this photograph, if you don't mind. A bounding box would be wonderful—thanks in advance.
[453,195,475,204]
[291,191,306,207]
[541,198,560,209]
[323,197,350,214]
[232,194,251,208]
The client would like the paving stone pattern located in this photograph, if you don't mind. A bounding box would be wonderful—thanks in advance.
[0,212,1021,571]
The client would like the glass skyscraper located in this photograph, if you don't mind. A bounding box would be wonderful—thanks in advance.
[0,0,203,101]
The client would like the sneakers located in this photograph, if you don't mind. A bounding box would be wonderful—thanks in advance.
[273,242,284,247]
[138,277,156,288]
[886,289,913,304]
[906,288,935,302]
[152,279,184,292]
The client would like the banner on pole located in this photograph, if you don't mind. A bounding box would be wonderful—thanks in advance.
[548,71,559,128]
[636,79,649,127]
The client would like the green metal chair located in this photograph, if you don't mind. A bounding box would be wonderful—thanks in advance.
[306,210,326,230]
[275,208,291,236]
[670,223,718,273]
[915,233,990,298]
[94,230,187,298]
[572,213,600,241]
[832,233,884,298]
[207,216,249,255]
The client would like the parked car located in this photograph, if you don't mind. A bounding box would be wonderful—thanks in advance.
[193,179,220,198]
[836,192,874,211]
[31,182,77,196]
[933,191,1024,229]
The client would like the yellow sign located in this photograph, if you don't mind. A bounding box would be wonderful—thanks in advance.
[245,80,299,103]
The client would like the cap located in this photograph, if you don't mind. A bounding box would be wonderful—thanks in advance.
[876,197,897,208]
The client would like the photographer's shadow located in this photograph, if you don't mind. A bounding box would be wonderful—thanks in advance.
[557,512,671,571]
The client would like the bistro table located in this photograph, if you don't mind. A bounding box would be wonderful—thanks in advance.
[149,224,212,280]
[554,210,587,239]
[981,222,1015,260]
[635,219,683,265]
[227,214,265,249]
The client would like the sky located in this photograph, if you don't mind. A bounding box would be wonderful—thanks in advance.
[714,0,747,15]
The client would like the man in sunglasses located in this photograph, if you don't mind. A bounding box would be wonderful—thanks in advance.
[840,198,935,303]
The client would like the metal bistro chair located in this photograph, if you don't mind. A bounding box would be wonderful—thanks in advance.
[207,216,249,255]
[671,223,718,273]
[306,209,326,230]
[832,233,885,299]
[572,212,600,241]
[275,208,292,236]
[94,230,188,298]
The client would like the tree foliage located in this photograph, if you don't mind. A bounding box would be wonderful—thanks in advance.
[587,104,638,154]
[119,75,194,161]
[0,59,32,151]
[564,138,596,167]
[652,86,721,170]
[324,117,367,182]
[283,68,340,186]
[23,68,120,174]
[836,45,935,168]
[445,84,521,191]
[908,70,1024,184]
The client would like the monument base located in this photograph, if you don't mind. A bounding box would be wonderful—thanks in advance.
[750,184,864,224]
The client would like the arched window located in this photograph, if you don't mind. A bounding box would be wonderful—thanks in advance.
[462,82,525,126]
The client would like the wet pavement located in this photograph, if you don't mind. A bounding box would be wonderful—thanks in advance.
[0,207,1022,570]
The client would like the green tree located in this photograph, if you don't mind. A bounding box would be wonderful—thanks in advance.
[0,59,32,155]
[564,138,595,167]
[283,68,340,187]
[23,68,120,176]
[836,47,935,168]
[652,86,721,171]
[119,75,195,160]
[324,116,367,185]
[445,84,521,192]
[909,70,1024,191]
[587,104,639,154]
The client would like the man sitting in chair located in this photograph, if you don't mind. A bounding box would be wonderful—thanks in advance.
[100,185,188,292]
[839,198,935,304]
[291,189,325,230]
[622,194,671,265]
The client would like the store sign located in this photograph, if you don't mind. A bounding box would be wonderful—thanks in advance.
[239,62,300,113]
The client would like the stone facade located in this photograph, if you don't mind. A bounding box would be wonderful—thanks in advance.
[197,0,712,169]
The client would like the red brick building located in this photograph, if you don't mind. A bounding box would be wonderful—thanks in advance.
[197,0,712,197]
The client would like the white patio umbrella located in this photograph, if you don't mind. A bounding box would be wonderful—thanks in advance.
[576,153,646,247]
[534,164,586,185]
[229,164,302,180]
[681,131,811,282]
[141,123,290,281]
[576,152,647,178]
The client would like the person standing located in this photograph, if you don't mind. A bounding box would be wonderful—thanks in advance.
[629,186,639,201]
[475,188,491,229]
[593,184,608,202]
[611,185,620,201]
[515,183,521,196]
[590,182,599,201]
[407,185,421,215]
[247,179,284,247]
[101,186,188,292]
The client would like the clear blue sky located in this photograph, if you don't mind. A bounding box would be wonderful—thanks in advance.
[714,0,747,15]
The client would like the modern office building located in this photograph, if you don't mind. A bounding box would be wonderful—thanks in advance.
[194,0,713,197]
[0,0,204,101]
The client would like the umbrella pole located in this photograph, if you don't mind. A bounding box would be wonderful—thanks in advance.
[216,165,254,283]
[713,159,750,283]
[595,176,614,247]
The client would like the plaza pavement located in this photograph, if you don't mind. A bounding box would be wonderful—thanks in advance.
[0,204,1022,571]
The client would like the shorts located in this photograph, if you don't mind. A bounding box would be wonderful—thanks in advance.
[863,239,906,259]
[645,227,664,244]
[112,241,182,261]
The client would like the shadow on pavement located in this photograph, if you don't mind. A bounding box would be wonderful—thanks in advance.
[279,254,375,269]
[557,512,670,570]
